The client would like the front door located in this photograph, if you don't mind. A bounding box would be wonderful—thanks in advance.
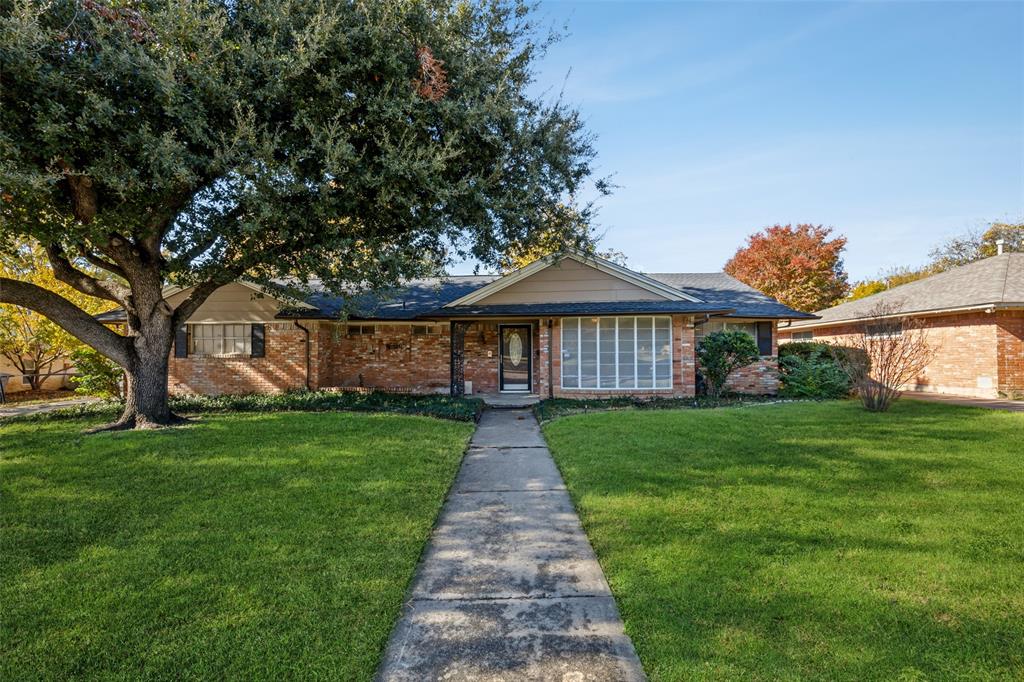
[499,325,531,392]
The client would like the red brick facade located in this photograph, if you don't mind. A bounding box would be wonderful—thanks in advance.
[778,310,1024,399]
[169,322,309,395]
[168,315,788,398]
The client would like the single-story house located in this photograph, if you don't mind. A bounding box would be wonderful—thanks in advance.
[98,252,815,398]
[779,252,1024,399]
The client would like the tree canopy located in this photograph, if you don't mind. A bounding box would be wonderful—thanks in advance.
[929,221,1023,270]
[0,0,606,427]
[724,224,849,313]
[497,204,624,272]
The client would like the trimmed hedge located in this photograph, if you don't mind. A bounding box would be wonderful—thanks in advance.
[4,390,485,424]
[778,342,853,399]
[534,394,792,422]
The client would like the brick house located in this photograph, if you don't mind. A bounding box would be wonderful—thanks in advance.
[778,252,1024,399]
[97,252,814,398]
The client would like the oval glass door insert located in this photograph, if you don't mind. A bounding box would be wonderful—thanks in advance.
[508,332,523,367]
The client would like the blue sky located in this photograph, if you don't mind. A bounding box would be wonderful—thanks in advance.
[455,1,1023,282]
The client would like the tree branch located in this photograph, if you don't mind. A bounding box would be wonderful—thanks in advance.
[171,276,234,329]
[76,244,127,279]
[45,245,131,303]
[0,278,131,366]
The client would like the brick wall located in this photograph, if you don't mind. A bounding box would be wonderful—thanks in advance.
[996,310,1024,397]
[321,322,451,393]
[778,311,1008,398]
[169,322,309,395]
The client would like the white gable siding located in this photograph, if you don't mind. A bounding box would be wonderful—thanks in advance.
[475,258,669,305]
[165,283,284,322]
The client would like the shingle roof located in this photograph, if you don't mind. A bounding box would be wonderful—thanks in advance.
[647,273,817,319]
[790,253,1024,328]
[277,276,500,320]
[96,264,814,322]
[288,269,811,320]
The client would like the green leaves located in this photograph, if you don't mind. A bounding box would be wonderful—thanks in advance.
[697,330,761,398]
[1,0,602,291]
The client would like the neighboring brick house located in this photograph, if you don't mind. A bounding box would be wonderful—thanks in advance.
[97,252,813,398]
[778,252,1024,399]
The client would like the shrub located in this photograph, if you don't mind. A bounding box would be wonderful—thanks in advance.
[696,331,760,398]
[69,347,124,400]
[6,390,485,424]
[778,343,851,399]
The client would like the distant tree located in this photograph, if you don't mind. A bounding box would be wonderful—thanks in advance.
[724,224,849,313]
[697,331,760,398]
[0,240,110,391]
[498,205,624,272]
[846,266,933,302]
[834,302,935,412]
[846,220,1022,303]
[1,0,605,429]
[929,221,1023,270]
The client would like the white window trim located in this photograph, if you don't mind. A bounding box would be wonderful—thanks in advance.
[188,322,253,358]
[560,316,673,391]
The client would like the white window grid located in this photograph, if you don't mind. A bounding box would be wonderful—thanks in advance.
[189,323,252,357]
[560,316,673,390]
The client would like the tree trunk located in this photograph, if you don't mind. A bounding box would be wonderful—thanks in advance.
[102,326,182,430]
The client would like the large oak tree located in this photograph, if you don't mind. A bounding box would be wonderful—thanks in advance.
[0,0,604,428]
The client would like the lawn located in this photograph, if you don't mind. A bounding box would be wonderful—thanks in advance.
[1,412,473,680]
[543,400,1024,681]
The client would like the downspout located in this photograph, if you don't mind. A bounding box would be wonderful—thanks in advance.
[293,321,312,391]
[547,318,554,399]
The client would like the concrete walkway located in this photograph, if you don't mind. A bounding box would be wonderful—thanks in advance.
[903,391,1024,412]
[377,409,645,681]
[0,397,99,420]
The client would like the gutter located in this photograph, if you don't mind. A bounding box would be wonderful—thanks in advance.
[293,320,312,390]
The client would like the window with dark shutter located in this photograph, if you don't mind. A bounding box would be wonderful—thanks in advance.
[251,324,266,358]
[174,326,189,358]
[756,321,773,356]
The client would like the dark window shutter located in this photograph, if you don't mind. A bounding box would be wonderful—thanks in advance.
[174,325,189,358]
[756,321,773,356]
[251,324,266,358]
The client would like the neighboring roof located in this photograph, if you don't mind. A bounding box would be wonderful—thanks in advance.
[647,272,818,319]
[790,253,1024,329]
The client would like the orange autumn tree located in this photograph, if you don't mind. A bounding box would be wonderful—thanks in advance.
[724,224,850,313]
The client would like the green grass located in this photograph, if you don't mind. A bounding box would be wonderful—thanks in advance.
[543,400,1024,681]
[1,412,473,680]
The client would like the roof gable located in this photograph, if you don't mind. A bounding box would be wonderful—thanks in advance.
[445,252,699,307]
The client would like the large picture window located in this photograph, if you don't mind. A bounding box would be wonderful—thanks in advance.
[189,323,252,356]
[561,316,672,390]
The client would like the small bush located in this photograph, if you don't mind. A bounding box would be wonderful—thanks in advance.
[778,344,851,399]
[696,331,760,398]
[70,347,124,400]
